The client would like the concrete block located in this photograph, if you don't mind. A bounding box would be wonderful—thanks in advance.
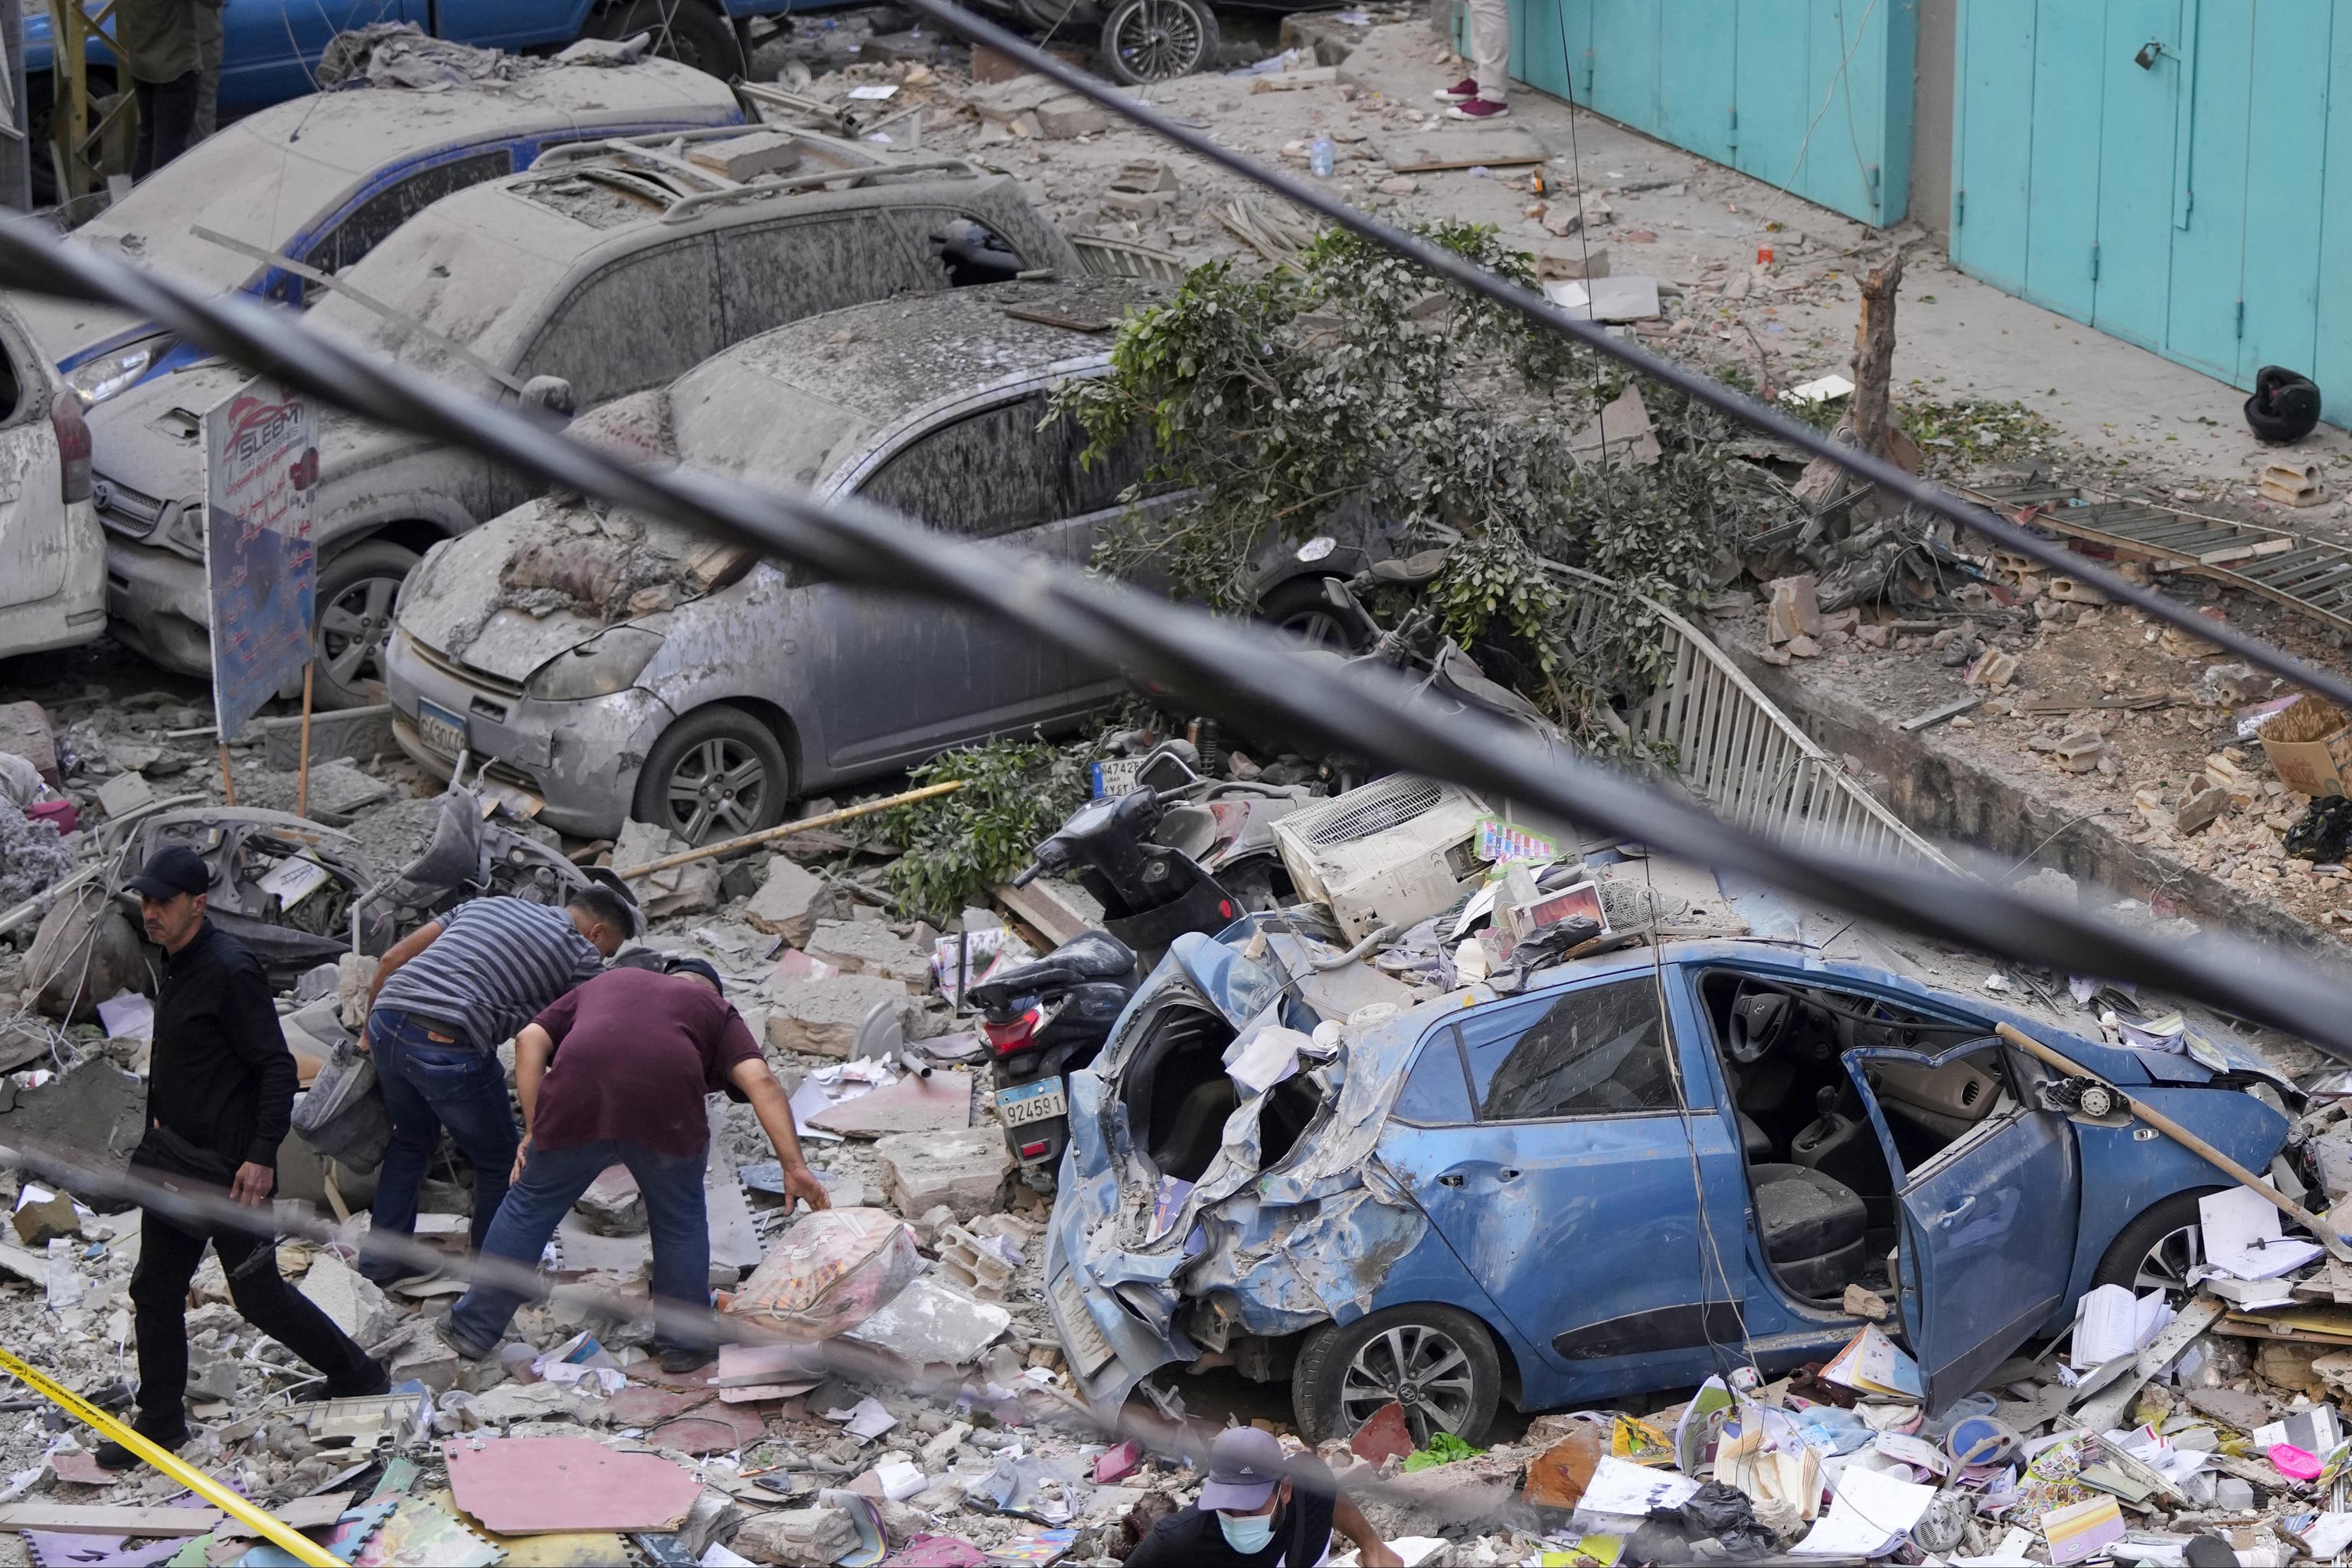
[296,760,394,825]
[259,704,396,770]
[1966,648,2020,691]
[843,1276,1011,1368]
[387,1337,462,1395]
[573,1164,647,1236]
[744,858,826,942]
[2175,784,2231,835]
[93,772,155,819]
[616,818,719,918]
[299,1254,398,1344]
[2054,732,2107,774]
[1765,575,1821,644]
[736,1505,858,1566]
[876,1129,1010,1222]
[686,129,802,181]
[188,1358,241,1401]
[0,701,59,788]
[1035,96,1112,139]
[805,920,932,991]
[764,973,918,1059]
[11,1191,78,1246]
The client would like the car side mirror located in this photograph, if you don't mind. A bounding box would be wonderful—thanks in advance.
[521,375,577,426]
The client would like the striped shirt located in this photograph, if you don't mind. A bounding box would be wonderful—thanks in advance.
[374,897,603,1051]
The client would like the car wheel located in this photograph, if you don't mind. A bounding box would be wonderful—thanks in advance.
[633,706,789,848]
[602,0,745,78]
[313,540,421,711]
[1096,0,1220,84]
[1258,575,1366,654]
[2090,1188,2223,1302]
[1293,1304,1501,1447]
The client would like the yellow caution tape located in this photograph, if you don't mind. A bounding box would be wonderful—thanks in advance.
[0,1344,338,1567]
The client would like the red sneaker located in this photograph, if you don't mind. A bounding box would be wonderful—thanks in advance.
[1432,77,1478,103]
[1447,96,1511,120]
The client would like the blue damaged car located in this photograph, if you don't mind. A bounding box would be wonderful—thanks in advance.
[1044,873,2297,1443]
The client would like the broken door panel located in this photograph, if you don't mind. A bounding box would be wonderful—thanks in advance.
[1851,1041,2081,1412]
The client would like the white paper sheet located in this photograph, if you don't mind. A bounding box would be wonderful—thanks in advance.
[1576,1455,1701,1517]
[1226,1025,1309,1094]
[2200,1186,2323,1279]
[93,991,153,1044]
[2298,1514,2352,1559]
[1792,1465,1938,1557]
[2070,1284,2172,1370]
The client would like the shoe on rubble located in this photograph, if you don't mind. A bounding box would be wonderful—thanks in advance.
[93,1416,189,1472]
[1432,76,1478,103]
[658,1347,714,1376]
[1446,97,1511,120]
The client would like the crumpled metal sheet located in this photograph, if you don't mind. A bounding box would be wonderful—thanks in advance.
[1184,1187,1429,1335]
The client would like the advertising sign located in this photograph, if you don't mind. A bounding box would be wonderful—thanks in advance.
[203,378,319,741]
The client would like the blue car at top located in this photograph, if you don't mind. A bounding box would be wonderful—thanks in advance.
[18,51,743,406]
[1046,855,2298,1440]
[25,0,828,129]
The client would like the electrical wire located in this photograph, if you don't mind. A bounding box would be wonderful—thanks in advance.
[11,225,2352,1060]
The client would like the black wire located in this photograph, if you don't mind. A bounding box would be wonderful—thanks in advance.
[893,0,2352,729]
[7,228,2352,1060]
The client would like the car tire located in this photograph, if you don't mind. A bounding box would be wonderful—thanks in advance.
[2090,1187,2224,1301]
[602,0,745,79]
[313,540,422,711]
[1293,1303,1501,1448]
[1258,575,1366,654]
[632,705,789,848]
[1096,0,1220,84]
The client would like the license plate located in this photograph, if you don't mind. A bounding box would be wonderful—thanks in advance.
[1091,757,1144,799]
[415,698,467,758]
[1053,1269,1117,1377]
[997,1076,1068,1128]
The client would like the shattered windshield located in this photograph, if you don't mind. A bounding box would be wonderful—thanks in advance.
[301,217,570,384]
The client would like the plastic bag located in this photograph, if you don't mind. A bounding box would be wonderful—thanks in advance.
[725,1207,920,1341]
[290,1004,391,1169]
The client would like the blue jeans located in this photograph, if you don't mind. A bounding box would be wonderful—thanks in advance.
[361,1008,519,1283]
[446,1139,712,1356]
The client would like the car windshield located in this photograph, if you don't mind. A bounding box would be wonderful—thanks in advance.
[69,122,361,299]
[670,358,879,492]
[301,217,570,386]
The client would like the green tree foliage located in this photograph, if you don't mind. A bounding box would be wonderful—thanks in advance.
[876,738,1093,920]
[1055,223,1762,733]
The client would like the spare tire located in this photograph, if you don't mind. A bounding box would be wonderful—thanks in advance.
[2246,364,2323,445]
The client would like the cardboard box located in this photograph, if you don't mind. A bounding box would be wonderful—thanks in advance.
[2259,696,2352,799]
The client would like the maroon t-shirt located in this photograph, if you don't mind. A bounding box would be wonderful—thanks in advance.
[528,967,762,1157]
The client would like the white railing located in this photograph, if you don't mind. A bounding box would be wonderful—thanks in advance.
[1550,564,1958,873]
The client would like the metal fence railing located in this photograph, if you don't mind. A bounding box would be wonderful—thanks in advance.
[1552,565,1957,873]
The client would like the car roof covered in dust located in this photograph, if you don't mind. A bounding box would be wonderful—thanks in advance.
[665,278,1163,490]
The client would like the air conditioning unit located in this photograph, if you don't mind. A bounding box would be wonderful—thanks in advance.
[1273,776,1491,943]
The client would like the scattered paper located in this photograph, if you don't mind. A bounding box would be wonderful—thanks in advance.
[1783,374,1856,405]
[2293,1514,2352,1559]
[1822,1324,1922,1398]
[2201,1186,2323,1279]
[2043,1495,2127,1566]
[1576,1455,1700,1516]
[825,1395,897,1442]
[1792,1464,1936,1556]
[2070,1283,2173,1370]
[93,991,153,1044]
[259,854,334,909]
[1541,276,1661,322]
[847,83,899,100]
[1226,1025,1310,1094]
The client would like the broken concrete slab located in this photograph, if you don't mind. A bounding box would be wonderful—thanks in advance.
[574,1165,647,1236]
[1766,575,1823,645]
[803,920,933,991]
[301,1253,400,1344]
[615,818,720,918]
[764,973,920,1059]
[844,1276,1011,1368]
[443,1434,702,1534]
[93,771,155,819]
[0,1062,149,1183]
[12,1191,78,1246]
[2175,784,2231,835]
[743,857,825,942]
[258,704,397,770]
[874,1129,1011,1223]
[805,1071,972,1138]
[293,759,397,825]
[735,1504,859,1565]
[1349,1402,1415,1467]
[0,701,60,787]
[648,1403,768,1455]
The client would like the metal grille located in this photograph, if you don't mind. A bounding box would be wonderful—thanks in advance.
[1963,477,2352,641]
[1293,774,1448,846]
[1551,565,1957,873]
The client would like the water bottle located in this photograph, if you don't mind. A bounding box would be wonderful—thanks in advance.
[1310,136,1334,178]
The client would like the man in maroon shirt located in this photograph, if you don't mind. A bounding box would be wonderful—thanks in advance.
[438,955,829,1372]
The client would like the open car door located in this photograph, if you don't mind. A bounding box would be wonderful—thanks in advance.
[1847,1036,2082,1411]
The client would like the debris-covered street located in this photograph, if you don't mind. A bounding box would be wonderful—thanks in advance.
[11,2,2352,1566]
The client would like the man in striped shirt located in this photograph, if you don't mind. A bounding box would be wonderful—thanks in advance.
[357,887,634,1285]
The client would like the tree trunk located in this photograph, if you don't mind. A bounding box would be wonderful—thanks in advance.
[1850,250,1906,459]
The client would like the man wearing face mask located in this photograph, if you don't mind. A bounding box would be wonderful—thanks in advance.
[1126,1426,1401,1567]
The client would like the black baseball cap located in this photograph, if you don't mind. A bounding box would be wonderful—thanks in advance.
[127,845,210,900]
[666,957,724,993]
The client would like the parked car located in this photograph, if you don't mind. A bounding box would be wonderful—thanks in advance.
[382,278,1164,844]
[17,55,743,403]
[84,131,1081,709]
[1044,863,2297,1440]
[0,299,100,662]
[25,0,838,149]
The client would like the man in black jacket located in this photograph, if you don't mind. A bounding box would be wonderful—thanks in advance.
[102,846,385,1470]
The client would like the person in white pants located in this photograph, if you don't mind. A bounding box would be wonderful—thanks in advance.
[1434,0,1509,120]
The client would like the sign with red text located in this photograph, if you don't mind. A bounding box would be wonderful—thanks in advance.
[204,378,319,741]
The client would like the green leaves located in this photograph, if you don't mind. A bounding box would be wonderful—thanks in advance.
[877,737,1095,921]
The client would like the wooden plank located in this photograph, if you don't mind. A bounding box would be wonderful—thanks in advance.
[213,1493,354,1537]
[0,1503,224,1536]
[991,878,1092,948]
[1374,128,1550,172]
